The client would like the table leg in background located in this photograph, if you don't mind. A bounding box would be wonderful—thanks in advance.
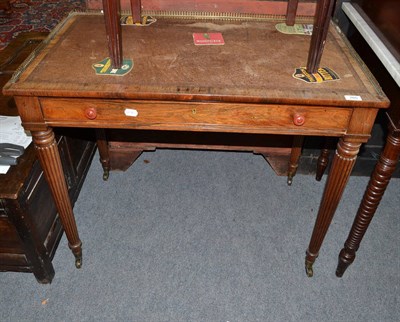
[96,129,111,181]
[316,137,336,181]
[287,135,304,185]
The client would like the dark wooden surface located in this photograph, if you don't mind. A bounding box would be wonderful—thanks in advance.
[353,0,400,61]
[0,32,96,283]
[3,13,389,276]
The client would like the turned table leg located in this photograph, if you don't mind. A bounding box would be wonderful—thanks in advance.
[287,136,304,185]
[336,127,400,277]
[305,138,361,277]
[316,137,336,181]
[32,129,83,268]
[96,129,110,180]
[316,147,330,181]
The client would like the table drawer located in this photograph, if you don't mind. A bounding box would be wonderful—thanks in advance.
[40,98,352,135]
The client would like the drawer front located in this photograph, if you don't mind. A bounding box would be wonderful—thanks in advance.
[39,98,352,135]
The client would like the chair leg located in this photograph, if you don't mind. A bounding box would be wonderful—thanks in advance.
[306,0,336,73]
[130,0,142,24]
[102,0,122,69]
[286,0,299,26]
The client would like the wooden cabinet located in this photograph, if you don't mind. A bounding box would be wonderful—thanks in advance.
[0,33,96,283]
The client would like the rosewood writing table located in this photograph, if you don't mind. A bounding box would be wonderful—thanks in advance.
[3,11,389,276]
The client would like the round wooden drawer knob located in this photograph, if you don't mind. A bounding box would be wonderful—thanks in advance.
[85,107,97,120]
[293,114,305,126]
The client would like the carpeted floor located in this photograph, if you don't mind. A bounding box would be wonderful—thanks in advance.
[0,149,399,321]
[0,0,86,49]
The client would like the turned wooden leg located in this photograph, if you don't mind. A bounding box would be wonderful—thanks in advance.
[32,129,82,268]
[307,0,335,73]
[316,147,330,181]
[336,128,400,277]
[287,136,304,185]
[102,0,122,69]
[96,129,110,180]
[316,137,336,181]
[305,138,361,277]
[286,0,299,26]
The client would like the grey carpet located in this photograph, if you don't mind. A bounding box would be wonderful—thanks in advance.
[1,149,399,321]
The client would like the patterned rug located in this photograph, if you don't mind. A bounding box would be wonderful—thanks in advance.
[0,0,86,50]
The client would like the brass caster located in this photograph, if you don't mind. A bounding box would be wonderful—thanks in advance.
[102,169,109,181]
[287,175,293,186]
[305,260,314,277]
[75,257,82,269]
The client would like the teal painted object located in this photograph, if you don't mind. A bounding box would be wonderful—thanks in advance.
[92,57,134,76]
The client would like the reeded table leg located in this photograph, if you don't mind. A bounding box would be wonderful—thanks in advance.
[336,128,400,277]
[305,138,361,277]
[32,129,83,268]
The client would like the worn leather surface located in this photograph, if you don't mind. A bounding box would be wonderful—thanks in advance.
[10,13,387,107]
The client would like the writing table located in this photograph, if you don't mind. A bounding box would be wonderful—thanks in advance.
[3,12,389,276]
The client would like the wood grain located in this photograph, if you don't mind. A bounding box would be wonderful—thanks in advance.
[39,98,353,135]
